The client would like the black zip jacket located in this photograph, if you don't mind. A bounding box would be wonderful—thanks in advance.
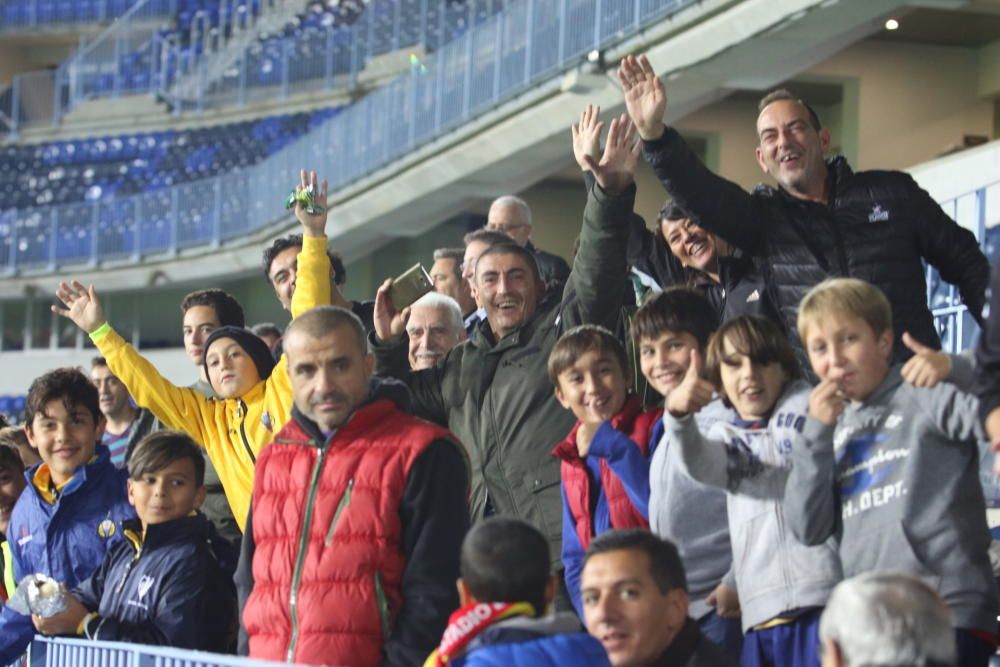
[643,128,989,365]
[235,378,469,667]
[74,513,238,652]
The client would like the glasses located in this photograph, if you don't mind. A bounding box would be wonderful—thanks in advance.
[486,222,528,234]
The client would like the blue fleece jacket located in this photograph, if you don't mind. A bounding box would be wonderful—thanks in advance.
[0,446,133,663]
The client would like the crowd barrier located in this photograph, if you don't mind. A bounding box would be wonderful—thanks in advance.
[4,636,290,667]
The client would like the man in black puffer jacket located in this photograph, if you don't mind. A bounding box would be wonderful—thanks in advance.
[617,54,988,368]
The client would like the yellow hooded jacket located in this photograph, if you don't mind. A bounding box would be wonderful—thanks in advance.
[92,235,332,529]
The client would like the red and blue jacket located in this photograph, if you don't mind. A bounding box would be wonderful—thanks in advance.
[552,396,661,616]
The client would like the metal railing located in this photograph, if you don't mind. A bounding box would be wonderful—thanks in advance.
[0,0,700,272]
[5,636,290,667]
[928,179,1000,353]
[0,0,148,30]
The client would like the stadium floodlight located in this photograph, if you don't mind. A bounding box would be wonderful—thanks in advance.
[884,18,899,30]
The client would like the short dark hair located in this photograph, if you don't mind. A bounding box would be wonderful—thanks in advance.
[128,430,206,487]
[657,201,691,223]
[0,430,25,473]
[460,517,550,616]
[705,315,801,396]
[263,234,345,286]
[548,325,628,388]
[463,228,512,249]
[251,322,283,340]
[180,289,246,328]
[25,367,101,427]
[433,248,464,279]
[634,287,719,350]
[474,242,542,287]
[284,305,366,356]
[758,89,823,131]
[584,529,687,594]
[91,356,108,369]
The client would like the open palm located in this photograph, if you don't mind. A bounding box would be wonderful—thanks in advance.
[52,280,106,333]
[618,54,666,141]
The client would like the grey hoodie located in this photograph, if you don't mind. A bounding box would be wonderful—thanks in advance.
[666,381,842,631]
[648,398,735,620]
[785,365,999,634]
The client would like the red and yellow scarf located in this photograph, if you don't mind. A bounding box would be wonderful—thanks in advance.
[423,601,535,666]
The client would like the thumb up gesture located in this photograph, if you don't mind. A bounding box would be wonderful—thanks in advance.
[666,349,715,417]
[900,331,951,389]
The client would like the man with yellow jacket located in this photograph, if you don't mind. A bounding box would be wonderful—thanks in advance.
[52,170,333,530]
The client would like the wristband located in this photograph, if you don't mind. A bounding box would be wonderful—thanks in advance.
[88,322,111,342]
[77,611,99,637]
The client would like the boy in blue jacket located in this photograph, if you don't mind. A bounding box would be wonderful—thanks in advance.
[32,430,237,651]
[0,368,134,663]
[549,324,659,618]
[424,517,609,667]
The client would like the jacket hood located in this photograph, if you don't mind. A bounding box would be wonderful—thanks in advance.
[470,612,584,650]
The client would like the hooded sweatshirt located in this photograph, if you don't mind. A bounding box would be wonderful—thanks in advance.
[785,365,999,634]
[90,234,331,528]
[666,381,842,631]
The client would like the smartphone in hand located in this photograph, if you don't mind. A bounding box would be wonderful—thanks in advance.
[389,264,434,312]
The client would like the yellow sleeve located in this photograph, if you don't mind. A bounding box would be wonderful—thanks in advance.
[291,234,332,318]
[94,328,214,447]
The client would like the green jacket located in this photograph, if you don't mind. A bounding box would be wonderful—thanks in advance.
[373,183,633,567]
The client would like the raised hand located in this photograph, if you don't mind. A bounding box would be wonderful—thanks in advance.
[52,280,107,334]
[900,331,951,388]
[571,104,604,172]
[666,349,714,417]
[809,377,846,426]
[373,278,411,344]
[618,54,666,141]
[295,169,329,238]
[581,114,641,194]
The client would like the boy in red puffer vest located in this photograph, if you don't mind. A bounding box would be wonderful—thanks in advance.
[550,324,660,617]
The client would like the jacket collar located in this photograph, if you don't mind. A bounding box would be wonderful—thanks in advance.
[121,513,210,555]
[27,444,113,505]
[847,365,900,411]
[287,377,413,447]
[650,618,701,666]
[552,395,642,461]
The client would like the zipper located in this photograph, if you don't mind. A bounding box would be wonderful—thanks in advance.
[373,571,391,639]
[114,544,142,594]
[324,479,354,547]
[237,399,256,463]
[285,445,328,662]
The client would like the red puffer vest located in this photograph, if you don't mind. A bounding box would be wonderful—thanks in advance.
[242,399,452,666]
[552,395,659,550]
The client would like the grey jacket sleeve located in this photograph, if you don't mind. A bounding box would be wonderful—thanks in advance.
[668,413,790,498]
[921,382,987,444]
[560,182,634,332]
[784,417,839,547]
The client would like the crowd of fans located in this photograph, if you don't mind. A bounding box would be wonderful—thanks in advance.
[0,51,997,667]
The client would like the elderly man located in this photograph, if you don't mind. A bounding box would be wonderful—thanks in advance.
[406,292,466,370]
[236,305,468,666]
[487,195,571,289]
[371,114,637,589]
[819,573,956,667]
[430,247,477,324]
[618,54,989,367]
[581,530,735,667]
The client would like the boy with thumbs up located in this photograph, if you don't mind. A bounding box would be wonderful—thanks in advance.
[786,278,998,667]
[664,314,842,667]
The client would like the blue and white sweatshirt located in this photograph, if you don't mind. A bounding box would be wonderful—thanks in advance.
[666,382,842,632]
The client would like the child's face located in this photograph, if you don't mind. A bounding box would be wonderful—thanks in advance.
[25,399,103,487]
[718,337,788,421]
[639,330,702,397]
[804,314,892,402]
[127,457,206,526]
[0,464,26,535]
[205,339,262,399]
[555,350,628,425]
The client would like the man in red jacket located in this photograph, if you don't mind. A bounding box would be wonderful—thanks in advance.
[236,305,469,666]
